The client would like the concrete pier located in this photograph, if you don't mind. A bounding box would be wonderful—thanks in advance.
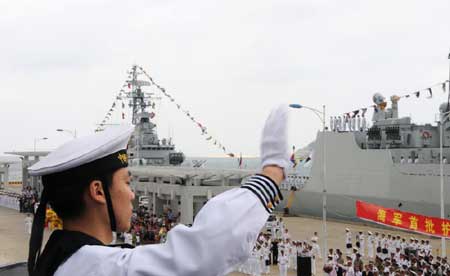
[130,166,255,224]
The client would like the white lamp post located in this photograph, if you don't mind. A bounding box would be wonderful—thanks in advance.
[440,110,450,257]
[441,52,450,257]
[289,103,327,257]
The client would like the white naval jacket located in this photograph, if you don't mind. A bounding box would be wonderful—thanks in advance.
[54,174,281,276]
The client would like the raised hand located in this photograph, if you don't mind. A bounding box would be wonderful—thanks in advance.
[260,104,290,182]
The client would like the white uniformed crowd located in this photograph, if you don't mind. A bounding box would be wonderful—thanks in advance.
[234,216,322,276]
[323,228,447,276]
[330,115,368,132]
[0,186,38,213]
[0,190,21,210]
[231,219,449,276]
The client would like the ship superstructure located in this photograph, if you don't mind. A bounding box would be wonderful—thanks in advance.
[124,65,185,166]
[283,93,450,220]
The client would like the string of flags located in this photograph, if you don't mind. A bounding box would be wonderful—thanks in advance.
[115,65,237,158]
[338,80,450,118]
[139,67,236,157]
[95,82,130,132]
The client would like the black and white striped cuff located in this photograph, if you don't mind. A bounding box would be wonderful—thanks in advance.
[241,174,284,213]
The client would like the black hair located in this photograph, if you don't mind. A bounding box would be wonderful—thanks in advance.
[43,172,114,220]
[28,150,128,276]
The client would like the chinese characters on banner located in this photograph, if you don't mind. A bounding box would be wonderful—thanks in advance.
[356,200,450,238]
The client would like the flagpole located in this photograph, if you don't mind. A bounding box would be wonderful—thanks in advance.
[289,103,327,257]
[322,104,328,259]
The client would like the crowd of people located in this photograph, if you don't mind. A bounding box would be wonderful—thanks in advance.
[234,216,323,276]
[322,228,447,275]
[330,115,368,132]
[18,185,38,213]
[3,185,449,275]
[117,205,180,246]
[232,217,449,276]
[0,186,39,213]
[0,190,21,210]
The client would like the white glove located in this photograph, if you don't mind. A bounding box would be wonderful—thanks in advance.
[260,104,290,177]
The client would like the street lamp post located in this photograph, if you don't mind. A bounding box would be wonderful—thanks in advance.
[289,103,327,257]
[34,137,48,152]
[441,110,450,258]
[442,52,450,257]
[56,128,77,138]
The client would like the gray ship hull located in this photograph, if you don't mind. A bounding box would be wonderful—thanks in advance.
[281,131,450,220]
[282,190,450,221]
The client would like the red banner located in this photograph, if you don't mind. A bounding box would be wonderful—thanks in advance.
[356,200,450,238]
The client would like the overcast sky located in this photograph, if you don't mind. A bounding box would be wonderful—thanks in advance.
[1,0,449,158]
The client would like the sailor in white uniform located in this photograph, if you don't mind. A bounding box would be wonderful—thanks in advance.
[351,116,356,131]
[361,115,367,130]
[344,116,349,131]
[336,116,342,131]
[367,231,374,259]
[345,228,352,254]
[27,104,290,276]
[400,156,406,164]
[263,242,271,274]
[374,232,380,248]
[359,231,365,257]
[25,213,33,235]
[278,250,289,276]
[311,237,321,275]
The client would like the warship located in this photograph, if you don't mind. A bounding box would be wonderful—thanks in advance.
[283,92,450,220]
[124,65,185,167]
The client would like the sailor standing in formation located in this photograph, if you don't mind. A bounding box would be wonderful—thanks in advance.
[356,115,361,131]
[345,228,352,255]
[278,250,289,276]
[361,115,367,130]
[367,231,374,258]
[27,104,290,276]
[359,231,365,257]
[25,213,33,235]
[351,116,356,131]
[311,237,322,275]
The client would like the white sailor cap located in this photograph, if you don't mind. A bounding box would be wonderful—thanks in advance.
[345,228,350,231]
[29,125,134,176]
[368,231,372,235]
[28,125,134,275]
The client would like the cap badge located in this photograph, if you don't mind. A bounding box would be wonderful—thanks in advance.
[118,153,128,164]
